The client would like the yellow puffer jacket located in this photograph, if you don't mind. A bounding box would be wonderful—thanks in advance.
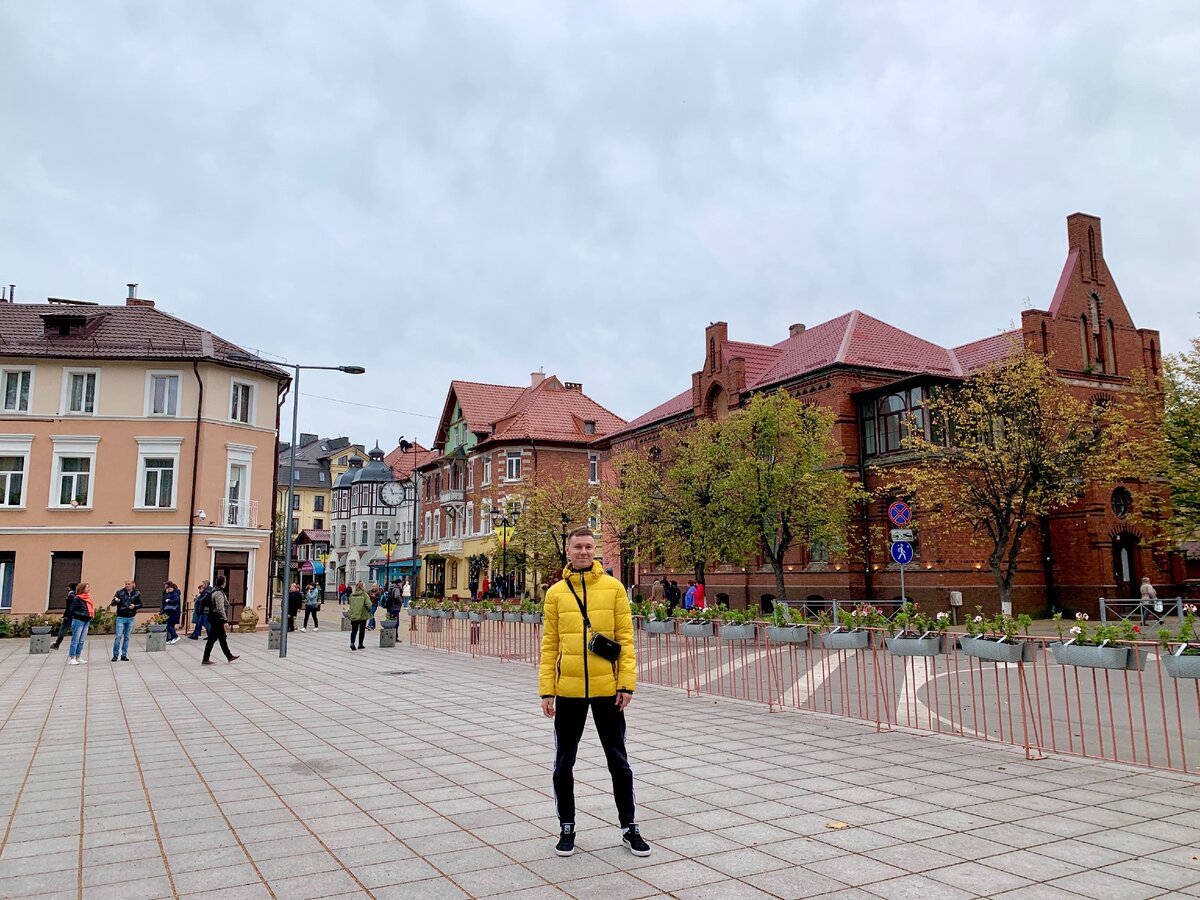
[538,561,636,698]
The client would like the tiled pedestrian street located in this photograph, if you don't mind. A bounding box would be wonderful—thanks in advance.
[1,625,1199,899]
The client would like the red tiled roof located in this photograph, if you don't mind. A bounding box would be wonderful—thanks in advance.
[754,313,857,387]
[723,341,783,385]
[450,380,528,432]
[952,330,1023,372]
[297,529,330,542]
[490,382,626,443]
[1047,250,1080,318]
[384,443,437,479]
[603,387,694,441]
[0,301,289,379]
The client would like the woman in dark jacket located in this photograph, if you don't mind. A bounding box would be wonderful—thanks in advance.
[67,582,94,664]
[287,582,303,632]
[52,582,77,650]
[162,581,182,643]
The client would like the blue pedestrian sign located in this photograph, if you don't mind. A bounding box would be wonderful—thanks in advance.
[890,541,914,565]
[888,501,912,526]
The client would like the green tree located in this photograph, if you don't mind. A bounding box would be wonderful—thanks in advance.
[1165,338,1200,539]
[889,351,1126,612]
[720,392,865,603]
[493,467,594,585]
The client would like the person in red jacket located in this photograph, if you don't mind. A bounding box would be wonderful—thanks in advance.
[693,581,706,610]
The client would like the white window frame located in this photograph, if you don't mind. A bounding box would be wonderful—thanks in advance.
[465,501,474,537]
[481,498,493,534]
[0,435,33,509]
[423,511,431,542]
[483,454,492,486]
[144,370,184,418]
[61,368,101,416]
[588,452,600,485]
[230,379,255,424]
[1,368,34,414]
[505,451,522,482]
[134,437,183,510]
[50,435,100,509]
[225,444,255,526]
[466,456,474,490]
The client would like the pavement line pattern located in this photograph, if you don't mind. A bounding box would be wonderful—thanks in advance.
[119,649,279,898]
[74,654,88,900]
[0,646,67,860]
[111,657,179,898]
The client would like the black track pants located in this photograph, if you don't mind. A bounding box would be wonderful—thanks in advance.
[552,695,636,828]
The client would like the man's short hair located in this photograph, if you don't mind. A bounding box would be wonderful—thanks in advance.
[215,575,227,589]
[566,527,595,543]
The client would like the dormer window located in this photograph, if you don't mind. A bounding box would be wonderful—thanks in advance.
[44,315,88,337]
[583,420,597,435]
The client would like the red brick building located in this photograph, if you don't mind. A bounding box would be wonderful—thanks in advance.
[416,374,625,598]
[598,213,1168,616]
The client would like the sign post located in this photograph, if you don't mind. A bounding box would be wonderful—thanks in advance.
[888,501,914,606]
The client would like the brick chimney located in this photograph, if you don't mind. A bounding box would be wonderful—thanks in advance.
[125,282,155,308]
[531,371,545,387]
[789,323,806,337]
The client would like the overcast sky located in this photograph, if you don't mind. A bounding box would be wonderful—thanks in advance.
[3,1,1198,446]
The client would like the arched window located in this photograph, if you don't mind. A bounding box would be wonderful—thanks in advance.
[1105,319,1117,375]
[878,393,907,453]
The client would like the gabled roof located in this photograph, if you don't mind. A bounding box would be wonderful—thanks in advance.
[952,330,1023,373]
[384,443,438,479]
[488,382,626,444]
[296,529,330,543]
[0,301,289,380]
[451,381,528,433]
[605,387,694,441]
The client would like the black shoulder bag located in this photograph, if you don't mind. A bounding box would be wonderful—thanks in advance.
[565,575,622,663]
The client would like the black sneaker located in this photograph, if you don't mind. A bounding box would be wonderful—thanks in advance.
[622,825,650,857]
[111,655,118,662]
[120,656,130,661]
[555,824,575,857]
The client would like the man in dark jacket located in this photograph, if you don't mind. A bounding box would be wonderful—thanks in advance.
[110,580,141,661]
[201,575,239,665]
[51,583,77,650]
[188,581,211,639]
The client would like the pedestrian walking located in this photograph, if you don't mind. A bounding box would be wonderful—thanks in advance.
[385,580,403,622]
[693,581,706,611]
[162,581,182,643]
[301,582,321,631]
[187,581,211,639]
[287,582,302,632]
[51,582,77,650]
[338,582,348,605]
[401,578,412,609]
[110,580,141,661]
[650,579,665,604]
[1139,576,1162,624]
[367,583,381,630]
[201,576,239,665]
[683,581,696,611]
[481,576,490,599]
[348,581,371,650]
[539,527,649,859]
[66,582,94,665]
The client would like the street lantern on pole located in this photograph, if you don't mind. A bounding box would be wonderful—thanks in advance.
[398,438,423,598]
[491,504,511,600]
[229,353,365,659]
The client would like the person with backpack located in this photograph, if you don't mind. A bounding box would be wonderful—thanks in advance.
[301,582,321,631]
[162,581,182,643]
[385,580,403,621]
[683,582,696,611]
[51,582,77,650]
[201,575,239,665]
[188,581,212,639]
[110,580,142,661]
[66,582,94,665]
[348,581,371,650]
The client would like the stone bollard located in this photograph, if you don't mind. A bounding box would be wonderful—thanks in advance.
[380,620,398,648]
[146,627,167,652]
[341,612,351,632]
[30,627,51,654]
[268,623,281,650]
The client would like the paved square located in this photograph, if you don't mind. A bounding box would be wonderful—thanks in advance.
[1,623,1198,899]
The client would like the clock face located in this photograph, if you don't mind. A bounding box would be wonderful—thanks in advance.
[380,482,405,507]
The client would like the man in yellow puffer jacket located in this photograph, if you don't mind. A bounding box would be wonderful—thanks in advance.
[539,527,650,859]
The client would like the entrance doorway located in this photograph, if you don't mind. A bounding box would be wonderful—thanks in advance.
[214,551,248,623]
[49,551,83,610]
[1112,533,1140,599]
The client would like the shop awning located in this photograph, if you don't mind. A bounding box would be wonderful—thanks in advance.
[299,560,325,575]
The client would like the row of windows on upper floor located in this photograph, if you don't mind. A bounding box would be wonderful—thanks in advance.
[324,519,413,549]
[422,451,600,500]
[419,497,600,544]
[0,435,255,522]
[1,366,260,424]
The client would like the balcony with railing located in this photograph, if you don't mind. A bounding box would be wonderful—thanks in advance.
[437,538,464,555]
[439,488,465,504]
[220,498,259,528]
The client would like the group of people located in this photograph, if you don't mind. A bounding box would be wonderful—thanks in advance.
[648,577,706,611]
[55,576,239,667]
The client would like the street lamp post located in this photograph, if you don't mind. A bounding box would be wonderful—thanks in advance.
[265,359,365,659]
[491,505,510,601]
[398,439,422,600]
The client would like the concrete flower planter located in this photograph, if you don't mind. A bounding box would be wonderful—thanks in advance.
[31,626,52,635]
[643,620,676,635]
[820,628,871,650]
[468,612,483,622]
[886,632,945,657]
[767,625,810,645]
[521,613,543,625]
[1052,640,1147,671]
[486,612,504,622]
[503,612,522,623]
[718,624,758,641]
[1164,646,1200,679]
[453,611,469,620]
[959,636,1034,663]
[380,621,398,648]
[680,622,713,639]
[148,624,169,633]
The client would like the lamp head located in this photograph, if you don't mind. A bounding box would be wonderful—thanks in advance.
[339,365,366,375]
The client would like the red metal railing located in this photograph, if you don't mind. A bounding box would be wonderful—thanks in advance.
[405,616,1200,774]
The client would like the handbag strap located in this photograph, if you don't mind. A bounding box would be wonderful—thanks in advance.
[564,572,591,631]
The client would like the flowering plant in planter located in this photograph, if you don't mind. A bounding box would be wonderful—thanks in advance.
[646,602,671,622]
[1158,604,1199,655]
[1056,611,1139,646]
[630,600,650,619]
[891,604,948,636]
[770,605,807,627]
[718,607,753,626]
[834,604,887,631]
